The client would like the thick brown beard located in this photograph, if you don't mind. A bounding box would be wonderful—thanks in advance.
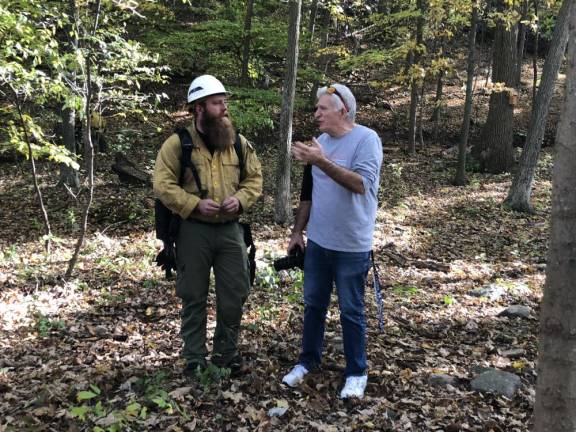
[202,114,236,151]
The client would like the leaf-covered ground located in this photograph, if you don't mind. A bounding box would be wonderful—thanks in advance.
[0,128,551,430]
[1,57,561,430]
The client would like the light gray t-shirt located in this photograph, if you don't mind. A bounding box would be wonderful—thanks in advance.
[307,124,383,252]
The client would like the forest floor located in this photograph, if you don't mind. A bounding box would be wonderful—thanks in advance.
[0,64,561,431]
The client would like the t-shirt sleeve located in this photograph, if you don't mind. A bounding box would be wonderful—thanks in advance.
[299,164,313,201]
[352,131,383,190]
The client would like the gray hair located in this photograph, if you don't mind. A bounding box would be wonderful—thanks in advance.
[316,83,357,122]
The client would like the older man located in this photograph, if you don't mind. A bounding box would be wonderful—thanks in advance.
[282,84,383,399]
[154,75,262,375]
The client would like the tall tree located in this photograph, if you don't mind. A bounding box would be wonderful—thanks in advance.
[407,0,425,154]
[454,3,479,186]
[275,0,302,224]
[240,0,255,85]
[473,0,518,173]
[533,11,576,430]
[515,0,529,87]
[505,0,573,212]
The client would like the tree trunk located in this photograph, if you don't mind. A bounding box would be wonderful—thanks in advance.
[240,0,255,85]
[58,0,80,188]
[532,0,540,103]
[308,9,329,108]
[66,0,101,279]
[58,105,80,188]
[275,0,301,225]
[407,0,425,154]
[430,67,445,123]
[474,2,518,173]
[10,84,52,254]
[533,13,576,430]
[505,0,573,212]
[454,6,478,186]
[307,0,318,41]
[515,0,529,87]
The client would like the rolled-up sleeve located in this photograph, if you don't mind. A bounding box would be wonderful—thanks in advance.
[234,137,263,211]
[153,134,200,219]
[351,131,383,192]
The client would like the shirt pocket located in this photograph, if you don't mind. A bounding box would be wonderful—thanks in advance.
[222,154,240,189]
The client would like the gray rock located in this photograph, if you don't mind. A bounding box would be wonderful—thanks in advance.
[499,348,525,358]
[468,284,506,301]
[428,374,457,387]
[498,305,532,319]
[509,282,531,296]
[267,407,288,417]
[471,369,521,398]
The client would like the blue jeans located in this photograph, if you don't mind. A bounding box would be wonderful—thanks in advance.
[298,240,371,377]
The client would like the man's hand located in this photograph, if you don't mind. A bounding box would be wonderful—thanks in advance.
[195,199,221,216]
[221,196,240,214]
[288,231,305,254]
[292,138,325,165]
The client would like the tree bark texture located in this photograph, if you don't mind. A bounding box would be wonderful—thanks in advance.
[407,0,425,154]
[505,0,573,212]
[454,5,478,186]
[533,12,576,430]
[59,105,80,188]
[275,0,301,224]
[475,5,518,173]
[240,0,254,84]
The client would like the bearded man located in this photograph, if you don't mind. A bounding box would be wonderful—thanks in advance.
[153,75,262,376]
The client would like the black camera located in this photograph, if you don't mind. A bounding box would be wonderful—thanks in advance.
[273,246,305,271]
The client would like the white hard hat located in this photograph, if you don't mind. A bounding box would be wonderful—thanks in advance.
[187,75,227,103]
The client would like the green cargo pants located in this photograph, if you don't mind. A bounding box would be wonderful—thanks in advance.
[175,219,250,365]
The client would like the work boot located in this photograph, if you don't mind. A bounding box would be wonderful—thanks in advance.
[212,353,244,376]
[183,360,207,378]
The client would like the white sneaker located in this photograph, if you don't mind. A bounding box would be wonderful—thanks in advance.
[340,375,368,399]
[282,364,309,387]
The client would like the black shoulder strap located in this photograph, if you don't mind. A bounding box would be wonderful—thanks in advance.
[233,133,245,181]
[176,128,202,193]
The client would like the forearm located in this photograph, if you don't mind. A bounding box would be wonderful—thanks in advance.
[292,201,311,234]
[315,157,365,194]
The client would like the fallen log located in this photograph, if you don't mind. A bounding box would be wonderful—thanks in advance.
[377,243,450,272]
[111,152,152,186]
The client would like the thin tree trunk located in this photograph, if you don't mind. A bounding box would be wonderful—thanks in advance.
[417,81,425,148]
[58,105,80,188]
[59,0,80,188]
[532,0,540,103]
[10,85,52,253]
[307,0,318,42]
[474,1,518,173]
[407,0,425,154]
[275,0,301,224]
[431,68,445,123]
[308,9,329,107]
[533,12,576,430]
[66,0,101,279]
[515,0,529,87]
[240,0,255,85]
[505,0,573,212]
[454,5,478,186]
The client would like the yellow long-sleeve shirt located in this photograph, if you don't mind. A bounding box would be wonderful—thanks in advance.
[153,124,262,223]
